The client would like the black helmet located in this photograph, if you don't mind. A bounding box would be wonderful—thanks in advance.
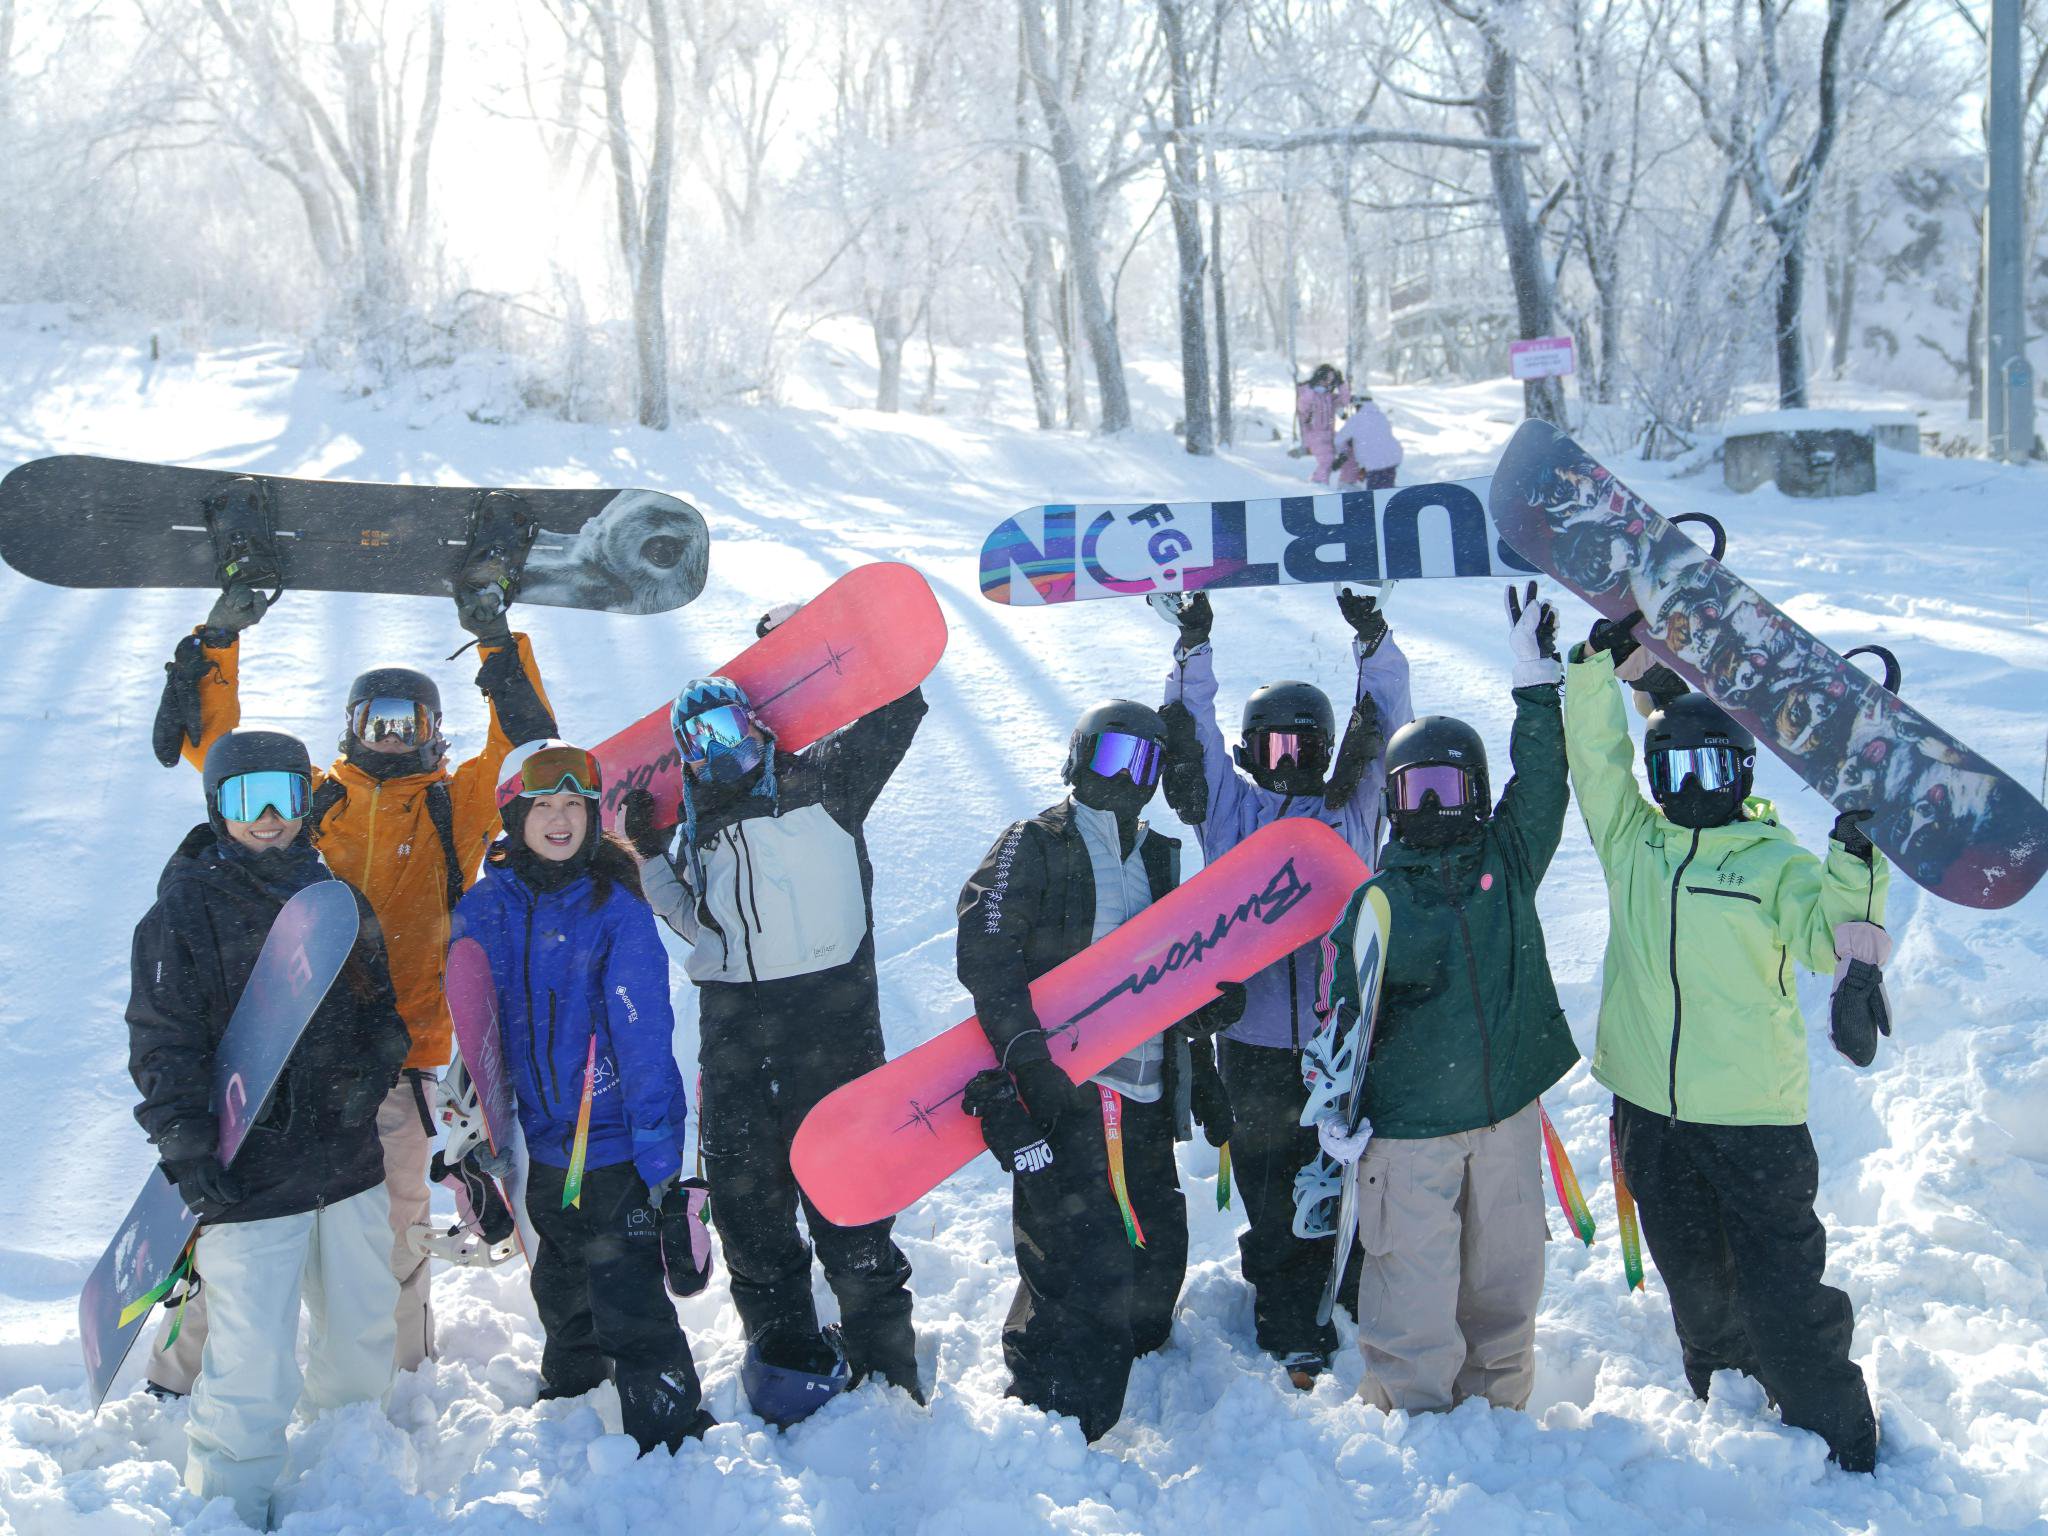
[1063,699,1168,782]
[1064,698,1166,818]
[1236,680,1336,796]
[342,665,447,778]
[202,729,314,836]
[1384,715,1490,848]
[1643,694,1755,828]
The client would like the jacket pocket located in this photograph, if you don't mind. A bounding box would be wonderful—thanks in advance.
[1354,1153,1398,1258]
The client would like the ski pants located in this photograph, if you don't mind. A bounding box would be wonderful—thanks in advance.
[1306,433,1336,485]
[1613,1097,1877,1471]
[149,1075,436,1393]
[525,1160,710,1455]
[1004,1088,1188,1442]
[697,961,919,1395]
[1352,1099,1547,1414]
[1218,1038,1359,1361]
[183,1185,397,1530]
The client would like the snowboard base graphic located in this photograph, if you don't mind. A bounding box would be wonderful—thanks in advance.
[445,937,537,1260]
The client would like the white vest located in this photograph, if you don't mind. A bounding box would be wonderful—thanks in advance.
[1073,800,1164,1103]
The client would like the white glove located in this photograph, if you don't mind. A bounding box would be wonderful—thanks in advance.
[1506,581,1562,688]
[1316,1112,1373,1166]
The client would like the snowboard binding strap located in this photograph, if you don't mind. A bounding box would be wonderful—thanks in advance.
[454,489,541,624]
[203,476,286,603]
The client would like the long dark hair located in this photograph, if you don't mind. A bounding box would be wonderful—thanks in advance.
[494,802,645,909]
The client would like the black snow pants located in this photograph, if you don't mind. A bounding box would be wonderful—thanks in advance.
[525,1161,711,1455]
[697,958,920,1394]
[1219,1037,1361,1361]
[1004,1086,1188,1442]
[1613,1097,1877,1471]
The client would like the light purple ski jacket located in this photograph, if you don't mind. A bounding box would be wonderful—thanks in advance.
[1163,635,1412,1050]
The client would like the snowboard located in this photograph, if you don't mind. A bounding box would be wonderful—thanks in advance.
[790,818,1371,1228]
[0,454,710,616]
[1307,882,1391,1328]
[1488,421,2048,909]
[443,937,537,1260]
[77,880,361,1412]
[580,561,948,833]
[978,479,1536,605]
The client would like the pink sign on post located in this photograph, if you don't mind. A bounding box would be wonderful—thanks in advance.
[1510,335,1576,380]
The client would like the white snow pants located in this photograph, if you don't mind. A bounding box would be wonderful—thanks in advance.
[184,1185,398,1530]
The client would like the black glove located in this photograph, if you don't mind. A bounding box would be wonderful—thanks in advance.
[1159,699,1209,827]
[1830,959,1892,1067]
[962,1068,1057,1176]
[656,1177,715,1298]
[153,634,215,767]
[1586,609,1644,668]
[1337,587,1389,656]
[1832,808,1876,865]
[1186,1041,1234,1149]
[1009,1054,1081,1139]
[620,787,672,860]
[202,584,269,644]
[1323,694,1385,810]
[1178,980,1247,1041]
[1633,663,1690,706]
[167,1155,242,1219]
[455,580,514,643]
[1161,591,1213,649]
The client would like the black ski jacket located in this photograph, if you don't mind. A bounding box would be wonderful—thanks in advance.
[127,826,411,1224]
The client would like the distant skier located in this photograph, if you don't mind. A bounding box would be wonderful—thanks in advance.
[146,579,556,1390]
[620,603,926,1425]
[1333,391,1403,490]
[1295,364,1350,484]
[955,698,1243,1441]
[449,740,714,1454]
[1567,612,1894,1472]
[1152,585,1411,1387]
[1316,584,1579,1413]
[127,730,411,1529]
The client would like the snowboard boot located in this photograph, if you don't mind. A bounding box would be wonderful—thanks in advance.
[454,488,540,630]
[1280,1350,1331,1392]
[202,476,284,598]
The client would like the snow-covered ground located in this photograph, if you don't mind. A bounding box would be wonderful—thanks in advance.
[1,308,2044,1533]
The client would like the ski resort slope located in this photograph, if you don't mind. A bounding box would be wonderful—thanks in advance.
[0,309,2044,1533]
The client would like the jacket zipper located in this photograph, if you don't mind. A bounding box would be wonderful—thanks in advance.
[521,898,546,1114]
[1287,951,1300,1048]
[362,782,383,888]
[729,828,759,983]
[1667,829,1702,1124]
[1442,852,1497,1128]
[1684,884,1760,903]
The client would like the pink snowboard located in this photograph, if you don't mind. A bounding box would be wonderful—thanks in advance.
[445,936,536,1257]
[791,819,1370,1227]
[572,562,947,833]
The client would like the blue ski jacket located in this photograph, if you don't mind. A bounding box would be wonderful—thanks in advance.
[451,848,689,1188]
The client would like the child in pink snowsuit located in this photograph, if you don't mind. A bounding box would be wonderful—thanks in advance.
[1296,365,1349,484]
[1335,393,1403,490]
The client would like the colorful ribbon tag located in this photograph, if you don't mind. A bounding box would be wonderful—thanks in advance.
[564,1036,598,1209]
[117,1237,197,1332]
[1540,1102,1595,1245]
[1609,1114,1645,1290]
[1217,1141,1233,1211]
[1099,1086,1146,1248]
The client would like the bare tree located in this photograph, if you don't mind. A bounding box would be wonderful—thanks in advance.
[1156,0,1214,452]
[587,0,677,428]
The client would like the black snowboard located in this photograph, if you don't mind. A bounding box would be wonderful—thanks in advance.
[0,455,710,616]
[78,880,360,1412]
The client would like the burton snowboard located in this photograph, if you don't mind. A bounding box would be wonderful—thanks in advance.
[77,880,360,1411]
[441,936,536,1260]
[790,819,1370,1228]
[1489,421,2048,909]
[578,561,948,833]
[0,455,710,616]
[978,479,1536,605]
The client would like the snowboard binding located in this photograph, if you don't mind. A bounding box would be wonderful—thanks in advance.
[1291,1152,1345,1239]
[453,489,541,625]
[203,476,285,602]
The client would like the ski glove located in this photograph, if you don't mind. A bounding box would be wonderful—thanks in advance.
[620,788,673,861]
[1316,1113,1373,1166]
[1186,1041,1233,1149]
[1323,694,1386,810]
[203,583,270,642]
[1178,980,1248,1041]
[1832,807,1878,864]
[1830,921,1894,1068]
[1149,590,1213,649]
[1337,586,1390,656]
[656,1177,715,1298]
[153,634,218,767]
[474,644,557,745]
[962,1068,1057,1176]
[756,601,803,639]
[464,1139,517,1180]
[1159,700,1209,826]
[1506,581,1562,688]
[1007,1053,1081,1140]
[1585,608,1645,669]
[168,1155,243,1219]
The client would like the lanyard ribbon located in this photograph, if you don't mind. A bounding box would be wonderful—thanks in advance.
[1609,1113,1645,1290]
[117,1235,198,1334]
[1099,1086,1146,1248]
[1539,1102,1595,1245]
[1216,1141,1233,1211]
[564,1036,598,1209]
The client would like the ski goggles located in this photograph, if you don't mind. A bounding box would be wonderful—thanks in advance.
[1248,728,1328,774]
[675,702,758,766]
[512,743,603,800]
[215,770,310,824]
[1647,745,1744,796]
[1082,730,1163,787]
[350,696,437,747]
[1389,763,1476,812]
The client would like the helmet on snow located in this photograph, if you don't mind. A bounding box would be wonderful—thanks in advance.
[1236,681,1335,798]
[741,1334,850,1429]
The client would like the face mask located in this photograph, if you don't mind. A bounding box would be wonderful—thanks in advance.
[1389,806,1482,849]
[694,732,765,785]
[1655,781,1744,829]
[1072,769,1157,820]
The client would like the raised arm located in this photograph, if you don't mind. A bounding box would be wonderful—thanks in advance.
[812,685,930,826]
[1563,639,1657,871]
[1492,583,1569,878]
[1156,596,1253,837]
[450,633,558,857]
[1773,829,1891,976]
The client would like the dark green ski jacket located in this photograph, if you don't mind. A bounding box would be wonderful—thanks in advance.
[1326,682,1579,1139]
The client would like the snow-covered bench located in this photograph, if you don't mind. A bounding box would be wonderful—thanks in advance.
[1721,409,1919,498]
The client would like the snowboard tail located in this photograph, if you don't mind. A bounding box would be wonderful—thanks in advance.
[445,937,536,1260]
[1487,421,2048,909]
[790,819,1370,1228]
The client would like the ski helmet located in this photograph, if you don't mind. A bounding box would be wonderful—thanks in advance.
[343,666,447,778]
[1384,715,1489,848]
[1064,698,1167,818]
[1643,694,1755,829]
[203,729,314,838]
[741,1335,850,1429]
[1236,681,1336,797]
[670,675,768,785]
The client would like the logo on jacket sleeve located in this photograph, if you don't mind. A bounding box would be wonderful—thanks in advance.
[614,984,640,1023]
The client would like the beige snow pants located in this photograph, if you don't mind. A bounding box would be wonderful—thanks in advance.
[1352,1098,1548,1413]
[148,1078,437,1393]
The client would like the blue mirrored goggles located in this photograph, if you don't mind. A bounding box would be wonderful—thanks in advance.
[1647,745,1743,796]
[1084,730,1163,788]
[215,770,310,823]
[675,702,757,765]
